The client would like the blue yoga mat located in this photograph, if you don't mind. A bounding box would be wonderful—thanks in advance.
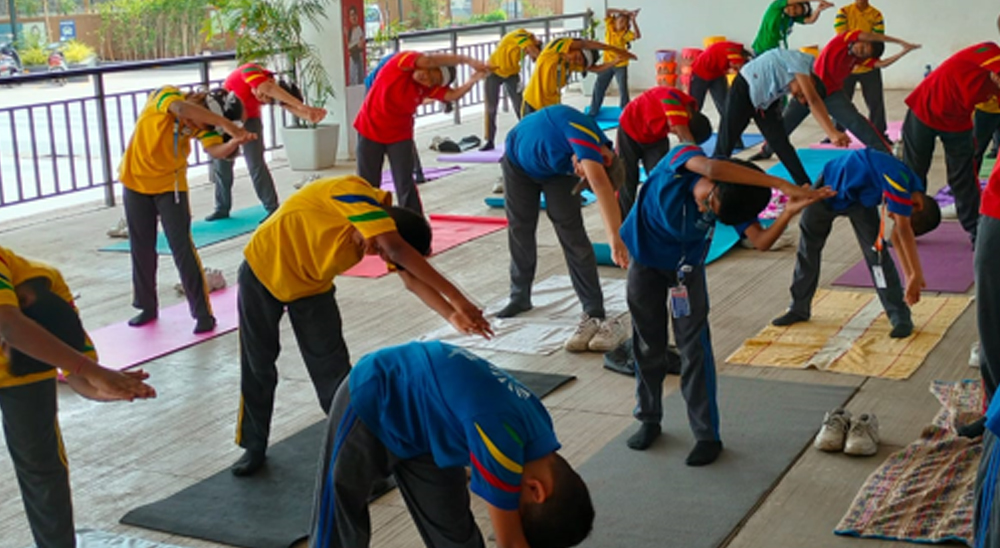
[766,148,854,184]
[584,106,622,131]
[485,190,597,209]
[100,204,267,254]
[700,133,765,157]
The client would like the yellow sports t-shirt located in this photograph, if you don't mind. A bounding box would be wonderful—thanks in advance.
[243,176,398,302]
[489,29,536,79]
[523,38,585,111]
[834,4,884,74]
[978,96,1000,114]
[603,16,635,67]
[118,86,225,195]
[0,246,97,388]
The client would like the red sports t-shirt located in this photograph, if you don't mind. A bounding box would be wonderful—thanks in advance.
[691,41,746,81]
[619,87,697,145]
[224,63,273,119]
[906,42,1000,132]
[354,51,449,144]
[983,153,1000,220]
[813,30,875,94]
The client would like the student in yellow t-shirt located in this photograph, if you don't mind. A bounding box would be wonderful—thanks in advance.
[0,246,155,547]
[522,36,636,116]
[481,29,541,151]
[230,175,493,477]
[834,0,888,137]
[119,86,254,335]
[588,7,641,117]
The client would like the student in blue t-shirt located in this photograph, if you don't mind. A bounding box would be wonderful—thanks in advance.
[621,143,834,463]
[308,341,594,548]
[771,149,939,338]
[498,104,628,354]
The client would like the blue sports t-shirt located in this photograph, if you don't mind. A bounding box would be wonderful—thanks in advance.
[620,144,713,270]
[822,149,925,216]
[348,341,561,511]
[505,104,610,179]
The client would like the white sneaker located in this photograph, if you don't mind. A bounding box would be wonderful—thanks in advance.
[941,203,957,220]
[970,342,981,368]
[588,317,626,352]
[565,315,601,353]
[174,268,227,295]
[814,408,852,452]
[293,174,321,190]
[106,218,128,239]
[770,231,795,251]
[844,413,880,456]
[492,178,504,194]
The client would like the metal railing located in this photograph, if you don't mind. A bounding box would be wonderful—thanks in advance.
[0,12,592,211]
[0,53,287,210]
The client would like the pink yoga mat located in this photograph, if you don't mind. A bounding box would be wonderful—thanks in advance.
[436,144,505,164]
[831,222,974,294]
[809,121,902,150]
[343,214,508,278]
[380,166,464,192]
[89,287,239,371]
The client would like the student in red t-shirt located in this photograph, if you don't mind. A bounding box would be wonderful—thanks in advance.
[356,51,489,214]
[689,41,751,120]
[616,87,712,215]
[206,63,328,222]
[750,30,918,161]
[902,42,1000,244]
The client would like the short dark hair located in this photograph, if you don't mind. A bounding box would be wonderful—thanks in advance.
[713,158,772,226]
[785,1,812,19]
[869,41,886,59]
[521,454,594,548]
[689,112,713,145]
[386,206,432,256]
[10,289,87,377]
[276,79,304,105]
[911,195,941,237]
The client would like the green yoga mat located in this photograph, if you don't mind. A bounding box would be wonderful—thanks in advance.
[100,205,268,254]
[120,369,575,548]
[982,157,996,179]
[578,377,857,548]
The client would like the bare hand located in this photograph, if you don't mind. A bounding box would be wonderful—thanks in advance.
[227,125,258,146]
[450,300,494,339]
[467,58,490,72]
[611,236,630,269]
[305,106,327,125]
[86,366,156,402]
[911,192,925,213]
[818,0,834,10]
[904,43,922,52]
[904,275,925,306]
[781,182,836,200]
[829,131,852,148]
[784,188,832,214]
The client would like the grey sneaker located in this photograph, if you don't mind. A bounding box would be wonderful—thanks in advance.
[588,317,626,352]
[565,315,601,353]
[814,408,852,452]
[106,218,128,239]
[844,413,880,456]
[970,342,981,368]
[492,177,504,194]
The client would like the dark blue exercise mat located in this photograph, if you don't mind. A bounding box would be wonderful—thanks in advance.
[119,369,575,548]
[578,376,857,548]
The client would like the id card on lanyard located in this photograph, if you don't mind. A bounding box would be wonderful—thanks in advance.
[871,200,890,289]
[672,202,714,318]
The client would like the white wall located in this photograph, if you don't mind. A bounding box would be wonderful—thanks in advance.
[565,0,1000,89]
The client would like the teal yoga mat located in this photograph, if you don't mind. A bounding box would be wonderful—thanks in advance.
[584,105,622,131]
[100,205,267,254]
[485,189,597,209]
[765,148,854,184]
[594,219,773,267]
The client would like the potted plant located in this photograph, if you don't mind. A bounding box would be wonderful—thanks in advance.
[579,11,600,97]
[206,0,339,170]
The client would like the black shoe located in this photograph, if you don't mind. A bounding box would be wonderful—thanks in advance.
[889,322,913,339]
[958,416,987,438]
[231,449,267,477]
[205,210,230,222]
[194,315,217,334]
[820,137,832,144]
[128,309,158,327]
[626,423,661,451]
[686,440,723,466]
[497,301,533,319]
[603,339,635,376]
[748,149,774,162]
[987,149,998,160]
[772,311,808,327]
[480,141,495,152]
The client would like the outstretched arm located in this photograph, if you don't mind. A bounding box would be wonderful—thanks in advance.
[795,73,850,146]
[873,42,921,69]
[579,159,628,268]
[488,506,531,548]
[742,192,828,250]
[570,39,637,61]
[442,69,490,102]
[416,53,489,72]
[256,80,327,124]
[685,154,837,201]
[630,10,642,40]
[802,0,834,24]
[889,214,925,305]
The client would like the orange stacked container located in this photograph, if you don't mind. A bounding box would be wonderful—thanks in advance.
[679,47,703,93]
[656,49,678,87]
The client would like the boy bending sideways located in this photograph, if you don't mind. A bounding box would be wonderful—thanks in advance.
[309,341,593,548]
[621,144,833,463]
[772,149,939,338]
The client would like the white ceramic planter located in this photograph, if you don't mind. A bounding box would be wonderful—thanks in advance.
[281,123,340,171]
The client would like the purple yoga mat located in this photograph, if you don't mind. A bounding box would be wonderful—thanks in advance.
[436,144,505,163]
[933,180,987,207]
[831,221,974,293]
[379,165,464,193]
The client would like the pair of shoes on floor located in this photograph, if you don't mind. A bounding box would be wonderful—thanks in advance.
[565,314,627,353]
[175,268,228,296]
[491,177,504,194]
[814,408,880,456]
[433,135,481,153]
[106,218,128,239]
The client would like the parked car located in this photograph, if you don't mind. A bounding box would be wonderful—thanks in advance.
[365,5,384,38]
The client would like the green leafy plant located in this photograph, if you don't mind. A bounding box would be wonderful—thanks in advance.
[97,0,211,61]
[63,40,96,63]
[18,46,47,65]
[468,9,505,24]
[205,0,335,127]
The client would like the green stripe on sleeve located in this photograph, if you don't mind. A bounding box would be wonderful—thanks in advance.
[347,210,391,223]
